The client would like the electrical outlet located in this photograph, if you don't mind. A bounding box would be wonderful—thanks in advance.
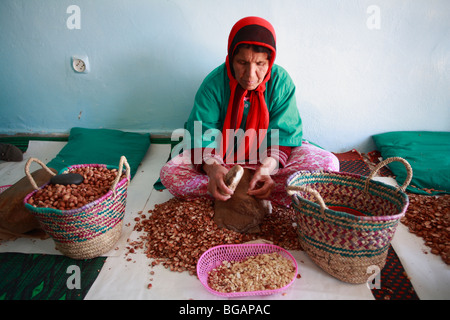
[72,56,90,73]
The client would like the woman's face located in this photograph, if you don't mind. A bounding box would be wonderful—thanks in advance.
[232,47,269,91]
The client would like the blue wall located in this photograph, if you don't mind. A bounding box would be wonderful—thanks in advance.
[0,0,215,134]
[1,0,449,152]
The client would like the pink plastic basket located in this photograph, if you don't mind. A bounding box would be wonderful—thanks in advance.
[197,243,298,297]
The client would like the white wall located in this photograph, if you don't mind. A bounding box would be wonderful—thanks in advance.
[274,0,450,152]
[0,0,449,152]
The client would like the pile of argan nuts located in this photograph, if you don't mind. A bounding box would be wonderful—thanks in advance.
[401,192,449,265]
[207,252,297,293]
[26,166,125,210]
[131,197,301,277]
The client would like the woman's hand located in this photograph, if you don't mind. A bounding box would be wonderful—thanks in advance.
[247,157,277,199]
[203,161,234,201]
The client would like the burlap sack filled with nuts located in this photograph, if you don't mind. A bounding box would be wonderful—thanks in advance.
[0,168,56,240]
[214,167,271,233]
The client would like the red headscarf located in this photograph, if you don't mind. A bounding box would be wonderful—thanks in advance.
[221,17,277,163]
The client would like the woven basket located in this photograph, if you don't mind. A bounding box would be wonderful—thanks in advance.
[286,157,412,284]
[0,185,11,194]
[23,156,130,260]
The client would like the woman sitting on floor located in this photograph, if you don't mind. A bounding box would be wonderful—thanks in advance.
[160,16,339,207]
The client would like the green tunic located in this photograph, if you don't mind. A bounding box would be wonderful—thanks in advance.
[185,63,303,151]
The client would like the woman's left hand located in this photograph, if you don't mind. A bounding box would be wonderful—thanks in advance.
[247,157,277,199]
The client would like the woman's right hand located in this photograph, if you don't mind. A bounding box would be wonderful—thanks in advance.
[202,161,234,201]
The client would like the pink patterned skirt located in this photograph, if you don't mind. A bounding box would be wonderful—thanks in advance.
[160,141,339,207]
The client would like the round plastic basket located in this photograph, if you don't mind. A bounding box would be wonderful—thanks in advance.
[197,243,298,297]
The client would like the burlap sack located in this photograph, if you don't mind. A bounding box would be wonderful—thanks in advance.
[0,168,56,240]
[214,168,271,233]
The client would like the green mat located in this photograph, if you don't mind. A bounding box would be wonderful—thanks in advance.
[373,131,450,195]
[0,253,105,300]
[46,127,150,178]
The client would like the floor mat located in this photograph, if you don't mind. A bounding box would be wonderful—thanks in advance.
[334,149,371,176]
[371,247,419,300]
[0,253,105,300]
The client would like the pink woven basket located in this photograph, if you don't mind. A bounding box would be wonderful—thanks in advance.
[197,243,298,297]
[23,156,130,260]
[0,185,11,194]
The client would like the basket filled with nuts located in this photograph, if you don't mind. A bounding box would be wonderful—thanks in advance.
[286,157,412,284]
[197,243,298,297]
[23,156,130,260]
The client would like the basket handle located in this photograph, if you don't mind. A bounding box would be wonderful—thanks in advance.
[110,156,131,191]
[25,157,56,190]
[365,157,413,193]
[286,185,328,213]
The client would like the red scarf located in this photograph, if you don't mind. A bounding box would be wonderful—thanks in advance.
[221,17,276,163]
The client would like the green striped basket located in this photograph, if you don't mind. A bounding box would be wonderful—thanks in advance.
[286,157,412,284]
[24,156,130,260]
